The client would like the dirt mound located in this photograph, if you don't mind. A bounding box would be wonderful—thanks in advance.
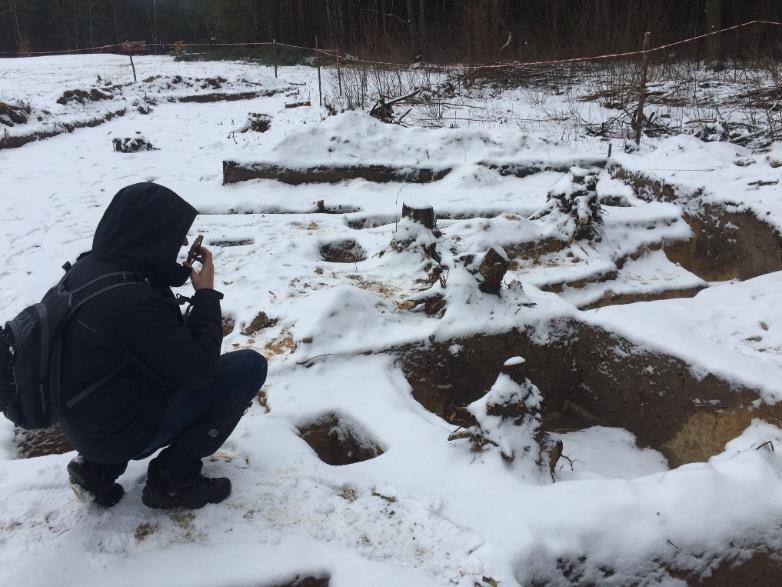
[0,101,31,127]
[242,311,278,336]
[397,319,782,467]
[320,240,367,263]
[297,413,384,466]
[57,88,113,106]
[113,136,156,153]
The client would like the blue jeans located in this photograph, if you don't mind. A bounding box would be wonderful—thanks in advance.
[136,349,268,460]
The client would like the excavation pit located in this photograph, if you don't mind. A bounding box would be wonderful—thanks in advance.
[396,320,782,467]
[297,413,384,466]
[664,203,782,281]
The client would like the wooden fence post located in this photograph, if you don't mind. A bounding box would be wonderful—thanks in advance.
[634,31,651,146]
[315,36,322,107]
[124,42,137,83]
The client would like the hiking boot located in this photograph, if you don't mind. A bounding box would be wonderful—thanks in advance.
[67,456,126,508]
[141,474,231,510]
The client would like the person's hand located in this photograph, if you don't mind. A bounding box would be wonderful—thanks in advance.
[187,246,215,290]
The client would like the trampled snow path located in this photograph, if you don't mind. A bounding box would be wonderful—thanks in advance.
[2,55,782,586]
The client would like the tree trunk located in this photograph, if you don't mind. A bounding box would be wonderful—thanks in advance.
[418,0,425,58]
[112,0,119,44]
[406,0,418,57]
[9,0,22,51]
[705,0,722,64]
[87,0,94,48]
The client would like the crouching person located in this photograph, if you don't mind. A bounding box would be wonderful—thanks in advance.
[59,182,267,509]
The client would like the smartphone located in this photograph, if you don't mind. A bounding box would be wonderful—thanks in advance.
[186,234,204,265]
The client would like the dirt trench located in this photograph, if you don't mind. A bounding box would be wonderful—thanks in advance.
[522,545,782,586]
[222,161,452,185]
[664,203,782,281]
[0,108,127,150]
[396,319,781,467]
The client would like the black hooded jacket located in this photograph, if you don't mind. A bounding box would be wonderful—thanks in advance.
[59,183,224,464]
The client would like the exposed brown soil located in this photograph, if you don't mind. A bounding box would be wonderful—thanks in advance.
[581,285,705,310]
[396,319,782,467]
[223,161,452,185]
[297,413,384,466]
[210,239,254,247]
[539,267,619,294]
[0,101,31,126]
[664,203,782,281]
[242,312,278,336]
[527,546,782,586]
[15,425,72,458]
[673,549,782,586]
[57,88,113,105]
[222,316,236,337]
[503,238,566,263]
[320,239,367,263]
[609,164,683,201]
[134,522,159,542]
[246,113,271,133]
[0,108,127,150]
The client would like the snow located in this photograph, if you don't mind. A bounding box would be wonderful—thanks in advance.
[2,55,782,586]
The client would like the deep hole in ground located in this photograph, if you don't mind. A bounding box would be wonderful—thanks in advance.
[664,203,782,281]
[320,239,367,263]
[297,413,384,466]
[396,319,782,468]
[610,165,782,281]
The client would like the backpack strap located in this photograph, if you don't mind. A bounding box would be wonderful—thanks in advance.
[64,365,126,409]
[62,272,149,409]
[68,271,149,316]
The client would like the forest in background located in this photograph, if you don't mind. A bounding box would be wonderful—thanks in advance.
[1,0,782,62]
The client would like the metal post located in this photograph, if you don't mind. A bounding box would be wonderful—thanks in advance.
[635,31,651,146]
[273,38,278,78]
[315,36,322,107]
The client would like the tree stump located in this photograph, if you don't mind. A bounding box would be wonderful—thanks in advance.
[501,356,527,384]
[402,203,436,229]
[478,247,509,295]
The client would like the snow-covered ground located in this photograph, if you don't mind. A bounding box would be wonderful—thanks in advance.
[2,54,782,586]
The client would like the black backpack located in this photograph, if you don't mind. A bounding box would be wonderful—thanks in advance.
[0,262,147,429]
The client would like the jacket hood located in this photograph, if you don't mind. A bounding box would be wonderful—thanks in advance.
[93,183,197,286]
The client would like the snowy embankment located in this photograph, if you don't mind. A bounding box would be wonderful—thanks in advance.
[1,55,782,586]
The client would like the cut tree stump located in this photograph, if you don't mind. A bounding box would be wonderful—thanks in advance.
[478,247,509,295]
[402,203,436,229]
